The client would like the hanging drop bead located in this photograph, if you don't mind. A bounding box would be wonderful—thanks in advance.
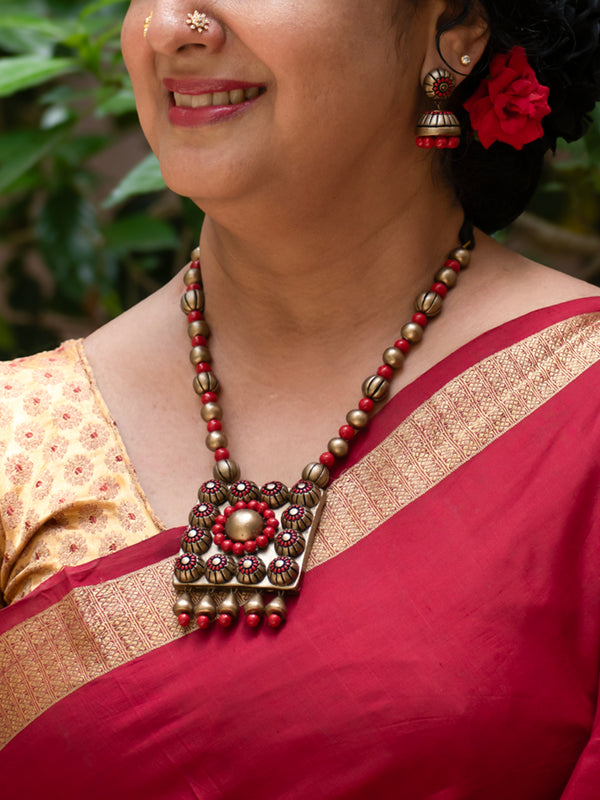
[265,595,287,627]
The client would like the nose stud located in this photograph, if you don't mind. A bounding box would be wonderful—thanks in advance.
[186,11,210,33]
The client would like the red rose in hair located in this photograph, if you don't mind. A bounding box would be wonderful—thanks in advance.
[464,46,551,150]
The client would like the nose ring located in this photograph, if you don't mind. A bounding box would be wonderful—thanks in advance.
[186,11,210,32]
[143,12,153,38]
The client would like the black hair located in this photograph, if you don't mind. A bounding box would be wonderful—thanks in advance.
[443,0,600,232]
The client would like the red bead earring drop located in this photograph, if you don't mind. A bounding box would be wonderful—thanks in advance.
[416,69,461,150]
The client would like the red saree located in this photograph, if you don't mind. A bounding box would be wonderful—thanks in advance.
[2,299,600,799]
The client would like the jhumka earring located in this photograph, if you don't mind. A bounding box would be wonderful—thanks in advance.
[186,11,210,32]
[416,69,461,150]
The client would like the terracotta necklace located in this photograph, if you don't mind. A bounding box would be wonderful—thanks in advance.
[172,221,475,631]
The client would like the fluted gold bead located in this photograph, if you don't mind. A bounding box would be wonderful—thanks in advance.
[173,594,194,616]
[201,402,223,422]
[214,459,240,483]
[206,431,228,452]
[450,247,471,268]
[191,246,201,261]
[180,288,205,314]
[194,371,220,395]
[184,266,202,286]
[188,320,211,339]
[382,347,405,370]
[190,346,211,366]
[346,409,369,429]
[401,322,424,344]
[435,266,458,288]
[362,374,390,401]
[302,462,330,489]
[415,291,443,318]
[328,437,350,459]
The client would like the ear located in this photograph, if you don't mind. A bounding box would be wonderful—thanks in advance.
[421,2,489,85]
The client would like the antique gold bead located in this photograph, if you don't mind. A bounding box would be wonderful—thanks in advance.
[415,291,443,318]
[328,437,350,459]
[201,402,222,422]
[190,346,211,366]
[180,288,205,315]
[195,592,217,620]
[191,246,201,261]
[382,347,405,370]
[219,591,240,619]
[206,431,228,452]
[362,374,390,401]
[346,409,369,429]
[401,322,424,344]
[194,371,220,395]
[214,458,241,483]
[188,320,211,339]
[173,594,194,615]
[226,509,264,542]
[435,266,458,288]
[184,266,202,286]
[244,592,265,616]
[302,462,330,489]
[265,594,287,621]
[450,247,471,268]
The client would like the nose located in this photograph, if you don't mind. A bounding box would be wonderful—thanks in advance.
[145,2,226,56]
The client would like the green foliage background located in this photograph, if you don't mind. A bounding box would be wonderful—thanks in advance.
[1,1,599,359]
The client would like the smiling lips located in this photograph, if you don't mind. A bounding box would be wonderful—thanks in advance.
[164,79,265,126]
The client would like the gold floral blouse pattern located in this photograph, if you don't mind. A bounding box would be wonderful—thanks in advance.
[0,341,163,606]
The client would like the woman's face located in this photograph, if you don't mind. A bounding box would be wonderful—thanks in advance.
[122,1,435,207]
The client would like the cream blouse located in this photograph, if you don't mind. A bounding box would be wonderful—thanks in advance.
[0,341,163,605]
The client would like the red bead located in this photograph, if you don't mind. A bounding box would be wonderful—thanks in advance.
[435,136,448,149]
[232,542,245,556]
[445,258,461,272]
[263,509,275,519]
[201,391,218,404]
[217,613,233,628]
[358,397,375,413]
[244,540,257,553]
[394,339,411,354]
[431,282,448,297]
[224,506,235,517]
[207,419,222,432]
[214,448,230,461]
[187,282,202,290]
[422,137,434,149]
[270,518,279,529]
[416,136,424,147]
[448,136,460,149]
[246,613,262,628]
[257,502,268,514]
[196,362,212,373]
[263,526,276,540]
[191,335,207,347]
[177,613,191,627]
[212,523,224,534]
[376,365,393,381]
[247,500,259,510]
[235,500,246,509]
[215,514,227,525]
[197,615,212,630]
[320,451,335,468]
[221,539,233,552]
[412,313,427,327]
[256,534,268,548]
[339,424,356,441]
[267,613,283,629]
[191,260,201,269]
[187,311,203,323]
[213,532,225,546]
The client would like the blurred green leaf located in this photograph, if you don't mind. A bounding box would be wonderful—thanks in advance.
[0,127,68,191]
[0,55,77,96]
[103,153,166,207]
[103,215,179,255]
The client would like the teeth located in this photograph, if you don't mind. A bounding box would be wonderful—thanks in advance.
[173,87,263,108]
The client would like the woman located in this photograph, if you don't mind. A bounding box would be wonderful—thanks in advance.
[1,0,600,797]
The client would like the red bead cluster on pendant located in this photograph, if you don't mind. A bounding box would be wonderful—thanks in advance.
[416,135,461,149]
[174,233,473,631]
